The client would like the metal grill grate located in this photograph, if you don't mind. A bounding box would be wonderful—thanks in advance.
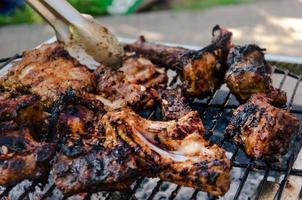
[0,55,302,200]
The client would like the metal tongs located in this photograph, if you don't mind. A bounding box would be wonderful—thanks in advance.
[26,0,124,69]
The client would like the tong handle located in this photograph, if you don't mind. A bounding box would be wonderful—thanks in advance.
[42,0,88,27]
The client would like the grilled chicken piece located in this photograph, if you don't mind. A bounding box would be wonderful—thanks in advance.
[0,89,39,122]
[102,108,231,196]
[0,90,55,186]
[95,54,167,110]
[1,42,95,108]
[225,44,287,106]
[125,25,232,96]
[0,125,55,186]
[0,88,48,140]
[121,52,167,88]
[52,91,230,196]
[225,94,299,160]
[52,99,139,195]
[159,87,192,120]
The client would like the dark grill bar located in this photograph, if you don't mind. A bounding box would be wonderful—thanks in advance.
[0,55,302,200]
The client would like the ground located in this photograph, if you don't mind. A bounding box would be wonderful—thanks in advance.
[0,0,301,59]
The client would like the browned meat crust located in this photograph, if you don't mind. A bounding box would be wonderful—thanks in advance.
[50,89,230,196]
[102,108,230,196]
[158,87,192,120]
[121,52,167,88]
[0,90,55,186]
[52,103,138,195]
[225,44,287,106]
[124,25,232,97]
[0,126,55,186]
[95,54,167,110]
[0,90,39,122]
[225,94,299,160]
[1,42,96,108]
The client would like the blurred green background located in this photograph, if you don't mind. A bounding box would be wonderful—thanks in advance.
[0,0,248,26]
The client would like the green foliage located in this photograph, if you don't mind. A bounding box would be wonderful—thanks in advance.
[68,0,108,15]
[0,0,250,26]
[0,5,42,26]
[0,0,109,26]
[173,0,248,10]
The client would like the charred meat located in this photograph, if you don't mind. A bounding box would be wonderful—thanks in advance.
[0,126,55,186]
[0,90,55,186]
[121,52,167,88]
[159,87,192,120]
[1,42,96,108]
[95,54,167,110]
[102,108,231,196]
[225,44,286,106]
[51,89,230,196]
[125,25,232,96]
[52,103,139,195]
[0,87,48,140]
[225,94,299,160]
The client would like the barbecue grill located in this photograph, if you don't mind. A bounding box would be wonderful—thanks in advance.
[0,41,302,200]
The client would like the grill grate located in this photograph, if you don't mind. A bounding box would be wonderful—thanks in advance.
[0,55,302,200]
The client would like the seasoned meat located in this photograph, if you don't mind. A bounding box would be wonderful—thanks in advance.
[225,94,299,160]
[121,52,167,88]
[0,126,55,186]
[52,98,139,195]
[0,90,55,186]
[225,44,287,106]
[0,89,39,122]
[95,55,167,110]
[159,87,192,120]
[102,108,231,196]
[0,88,48,140]
[1,42,96,107]
[51,90,230,196]
[124,25,232,96]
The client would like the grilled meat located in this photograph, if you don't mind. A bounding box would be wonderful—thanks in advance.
[95,54,167,110]
[0,88,39,122]
[225,94,299,160]
[121,52,167,88]
[0,87,48,140]
[225,44,287,106]
[51,90,230,196]
[1,42,96,108]
[0,126,55,186]
[0,90,55,186]
[102,108,231,196]
[159,87,192,120]
[52,104,138,195]
[124,25,232,96]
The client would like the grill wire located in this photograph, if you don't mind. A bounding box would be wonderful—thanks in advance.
[0,56,302,200]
